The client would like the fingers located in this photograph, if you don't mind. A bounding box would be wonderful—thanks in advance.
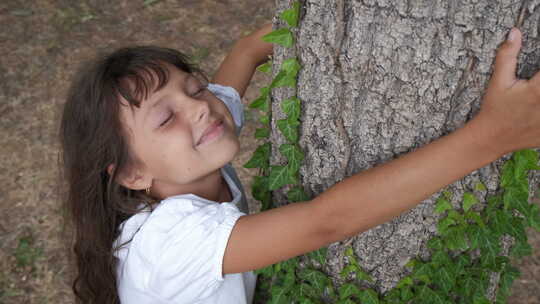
[491,28,522,88]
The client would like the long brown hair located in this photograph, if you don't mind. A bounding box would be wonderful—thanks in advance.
[59,46,200,303]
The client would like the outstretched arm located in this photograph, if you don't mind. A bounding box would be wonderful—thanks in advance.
[222,28,540,274]
[212,24,273,97]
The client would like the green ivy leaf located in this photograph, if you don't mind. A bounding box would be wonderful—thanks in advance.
[434,197,452,214]
[298,269,329,290]
[255,127,270,139]
[262,28,294,48]
[431,251,451,267]
[244,143,270,169]
[338,283,361,300]
[514,149,540,171]
[459,275,481,298]
[400,287,414,301]
[282,270,296,290]
[344,246,354,258]
[417,286,446,304]
[356,268,375,283]
[307,247,328,266]
[298,297,315,304]
[449,210,466,226]
[444,226,468,251]
[503,187,529,214]
[427,237,444,251]
[281,58,302,77]
[340,264,358,279]
[280,1,301,27]
[251,176,271,202]
[295,283,320,299]
[249,95,269,111]
[478,227,502,270]
[287,187,310,202]
[462,192,479,212]
[277,118,300,142]
[249,88,270,111]
[279,143,304,172]
[268,165,297,190]
[473,295,491,304]
[434,266,456,293]
[437,216,456,235]
[359,289,380,304]
[527,203,540,231]
[474,181,487,191]
[413,263,433,283]
[383,289,401,303]
[510,240,533,258]
[257,61,272,74]
[466,224,482,250]
[281,97,301,121]
[404,259,417,269]
[454,254,471,277]
[270,70,297,88]
[259,114,270,125]
[496,264,521,302]
[500,160,514,188]
[281,256,299,270]
[493,256,510,272]
[443,190,453,200]
[464,210,485,228]
[269,286,290,304]
[254,265,274,276]
[396,276,413,288]
[508,217,528,242]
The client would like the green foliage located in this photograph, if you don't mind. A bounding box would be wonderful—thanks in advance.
[262,28,294,48]
[244,142,270,170]
[249,1,540,303]
[14,234,43,271]
[257,61,272,74]
[280,1,301,27]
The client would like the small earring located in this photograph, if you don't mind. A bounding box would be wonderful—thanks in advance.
[145,187,151,195]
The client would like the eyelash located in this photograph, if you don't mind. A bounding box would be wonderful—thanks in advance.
[160,112,173,127]
[159,85,207,128]
[191,85,206,97]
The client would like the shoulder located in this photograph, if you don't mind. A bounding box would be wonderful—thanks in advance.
[118,196,247,301]
[208,83,244,132]
[132,196,242,256]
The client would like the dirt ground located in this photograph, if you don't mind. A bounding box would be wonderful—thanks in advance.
[0,1,538,303]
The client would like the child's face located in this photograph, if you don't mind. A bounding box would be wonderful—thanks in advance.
[118,65,240,197]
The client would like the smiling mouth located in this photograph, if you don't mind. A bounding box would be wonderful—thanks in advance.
[197,120,224,146]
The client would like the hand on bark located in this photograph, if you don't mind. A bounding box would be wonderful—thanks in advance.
[473,27,540,155]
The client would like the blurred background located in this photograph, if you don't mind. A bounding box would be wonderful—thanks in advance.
[0,1,537,303]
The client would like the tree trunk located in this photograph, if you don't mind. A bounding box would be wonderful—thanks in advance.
[271,0,540,296]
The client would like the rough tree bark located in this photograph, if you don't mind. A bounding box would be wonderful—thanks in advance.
[270,0,540,297]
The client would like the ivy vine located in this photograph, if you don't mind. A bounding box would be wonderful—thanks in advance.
[246,2,540,303]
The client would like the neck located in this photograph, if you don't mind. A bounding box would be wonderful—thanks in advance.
[151,169,230,202]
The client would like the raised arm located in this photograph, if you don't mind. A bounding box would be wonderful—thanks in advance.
[222,28,540,274]
[211,24,273,97]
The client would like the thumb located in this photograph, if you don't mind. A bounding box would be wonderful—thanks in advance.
[491,27,522,88]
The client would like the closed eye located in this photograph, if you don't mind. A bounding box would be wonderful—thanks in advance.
[191,85,207,97]
[159,113,174,127]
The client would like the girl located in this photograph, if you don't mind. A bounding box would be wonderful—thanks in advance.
[60,24,540,304]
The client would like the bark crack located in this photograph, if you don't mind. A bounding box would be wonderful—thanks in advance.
[443,55,478,133]
[333,0,352,180]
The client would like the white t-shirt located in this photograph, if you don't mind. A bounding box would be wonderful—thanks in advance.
[113,84,257,304]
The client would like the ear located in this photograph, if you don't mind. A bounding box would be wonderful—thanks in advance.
[107,163,152,191]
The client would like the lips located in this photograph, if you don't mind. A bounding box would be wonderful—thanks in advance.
[196,120,224,146]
